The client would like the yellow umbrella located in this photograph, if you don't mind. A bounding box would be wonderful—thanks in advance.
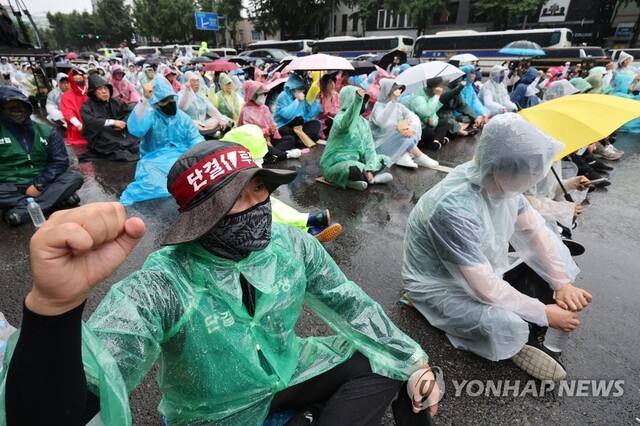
[518,94,640,160]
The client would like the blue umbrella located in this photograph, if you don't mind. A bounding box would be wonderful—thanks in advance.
[499,40,545,57]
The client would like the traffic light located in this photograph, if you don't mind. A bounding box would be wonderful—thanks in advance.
[96,35,100,39]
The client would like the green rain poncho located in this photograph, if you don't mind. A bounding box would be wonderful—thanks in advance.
[319,86,389,188]
[1,224,427,425]
[216,72,244,122]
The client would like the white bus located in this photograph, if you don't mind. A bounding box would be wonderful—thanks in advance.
[412,28,572,73]
[247,40,314,56]
[311,35,414,59]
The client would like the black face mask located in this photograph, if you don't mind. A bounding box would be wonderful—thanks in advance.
[198,199,272,261]
[158,101,177,116]
[75,80,85,87]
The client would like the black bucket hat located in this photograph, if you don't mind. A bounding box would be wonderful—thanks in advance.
[163,140,297,245]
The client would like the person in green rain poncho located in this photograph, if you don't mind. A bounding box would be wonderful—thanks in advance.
[3,140,439,425]
[320,86,393,191]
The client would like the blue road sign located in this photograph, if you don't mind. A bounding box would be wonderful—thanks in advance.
[195,11,219,31]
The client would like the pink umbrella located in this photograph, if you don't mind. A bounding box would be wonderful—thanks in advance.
[265,77,287,92]
[203,61,240,72]
[65,53,79,60]
[286,54,354,71]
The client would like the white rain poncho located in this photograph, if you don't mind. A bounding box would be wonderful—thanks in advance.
[45,72,68,122]
[478,65,517,115]
[369,79,421,163]
[543,80,578,101]
[402,113,580,361]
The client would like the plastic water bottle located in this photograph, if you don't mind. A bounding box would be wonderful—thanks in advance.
[26,197,46,228]
[545,328,569,353]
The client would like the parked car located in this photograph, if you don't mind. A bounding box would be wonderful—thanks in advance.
[237,48,289,62]
[210,48,237,57]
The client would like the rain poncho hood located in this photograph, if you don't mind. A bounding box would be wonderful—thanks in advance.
[569,77,592,93]
[543,80,578,101]
[0,224,428,425]
[320,86,389,187]
[402,113,578,361]
[55,72,68,85]
[87,74,113,97]
[617,51,634,67]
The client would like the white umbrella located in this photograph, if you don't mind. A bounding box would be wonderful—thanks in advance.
[449,53,479,64]
[395,61,464,94]
[286,53,354,71]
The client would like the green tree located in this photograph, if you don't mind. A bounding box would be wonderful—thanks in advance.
[94,0,133,46]
[474,0,546,29]
[248,0,335,39]
[384,0,449,35]
[133,0,197,43]
[46,11,98,51]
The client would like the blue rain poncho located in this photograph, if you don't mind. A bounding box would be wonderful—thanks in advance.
[459,65,490,116]
[611,74,640,133]
[0,224,429,425]
[320,86,390,188]
[510,67,541,109]
[402,114,579,361]
[273,74,322,128]
[369,79,421,163]
[120,78,204,205]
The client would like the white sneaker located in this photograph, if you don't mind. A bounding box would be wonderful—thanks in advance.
[286,149,302,159]
[511,345,567,382]
[414,154,439,169]
[346,180,368,191]
[396,152,418,168]
[373,172,393,184]
[595,142,623,160]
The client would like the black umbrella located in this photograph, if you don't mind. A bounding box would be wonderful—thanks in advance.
[202,51,220,60]
[190,56,214,64]
[377,49,408,71]
[43,62,74,79]
[78,51,101,60]
[349,60,376,75]
[136,56,163,66]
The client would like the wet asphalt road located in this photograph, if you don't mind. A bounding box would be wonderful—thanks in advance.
[1,131,639,425]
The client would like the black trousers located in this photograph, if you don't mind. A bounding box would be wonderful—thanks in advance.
[269,135,297,160]
[0,170,84,222]
[269,352,434,426]
[347,166,386,183]
[420,121,448,146]
[279,120,322,147]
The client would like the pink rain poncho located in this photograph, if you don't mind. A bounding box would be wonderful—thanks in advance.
[163,67,183,93]
[110,64,141,104]
[237,80,282,140]
[317,76,340,138]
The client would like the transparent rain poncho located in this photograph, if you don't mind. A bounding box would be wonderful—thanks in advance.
[478,65,517,115]
[1,224,429,425]
[543,80,578,101]
[320,86,390,188]
[369,79,421,163]
[179,71,230,128]
[120,77,204,205]
[402,114,579,361]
